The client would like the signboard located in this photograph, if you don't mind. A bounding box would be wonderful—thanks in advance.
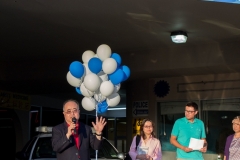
[132,101,148,117]
[132,118,144,137]
[0,90,31,111]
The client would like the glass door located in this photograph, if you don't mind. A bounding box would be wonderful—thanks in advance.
[107,117,127,152]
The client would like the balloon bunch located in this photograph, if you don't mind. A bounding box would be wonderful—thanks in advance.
[66,44,130,114]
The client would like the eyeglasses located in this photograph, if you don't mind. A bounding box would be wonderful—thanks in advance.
[64,109,79,114]
[185,110,196,114]
[144,126,153,129]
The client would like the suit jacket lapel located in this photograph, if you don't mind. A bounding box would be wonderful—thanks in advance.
[64,121,68,134]
[79,123,83,147]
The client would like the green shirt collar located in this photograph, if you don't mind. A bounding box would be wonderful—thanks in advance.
[184,117,197,123]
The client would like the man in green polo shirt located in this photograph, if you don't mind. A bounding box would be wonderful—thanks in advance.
[170,101,207,160]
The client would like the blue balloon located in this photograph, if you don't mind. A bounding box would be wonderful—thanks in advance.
[121,65,130,81]
[69,61,84,78]
[88,57,102,74]
[97,101,108,113]
[75,87,82,95]
[109,68,124,85]
[111,53,122,67]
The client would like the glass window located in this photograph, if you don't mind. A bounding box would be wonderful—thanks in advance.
[32,137,56,158]
[157,101,189,151]
[157,99,240,158]
[116,118,127,152]
[201,99,240,156]
[107,117,127,152]
[21,137,38,159]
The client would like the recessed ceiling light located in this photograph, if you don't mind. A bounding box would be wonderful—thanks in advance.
[171,31,188,43]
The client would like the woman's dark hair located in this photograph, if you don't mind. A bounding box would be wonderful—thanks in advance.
[186,101,198,111]
[139,119,156,139]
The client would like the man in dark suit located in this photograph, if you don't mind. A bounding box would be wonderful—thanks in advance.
[52,99,107,160]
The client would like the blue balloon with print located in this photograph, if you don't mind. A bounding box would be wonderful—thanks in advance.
[121,65,130,81]
[111,53,122,67]
[88,57,102,74]
[97,100,108,113]
[109,68,124,85]
[75,87,82,95]
[69,61,84,78]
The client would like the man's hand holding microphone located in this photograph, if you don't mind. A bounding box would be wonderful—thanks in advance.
[66,117,77,139]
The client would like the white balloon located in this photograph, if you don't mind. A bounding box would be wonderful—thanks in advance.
[96,44,111,61]
[82,50,95,63]
[83,73,101,92]
[107,93,120,107]
[113,83,121,93]
[66,71,82,87]
[80,83,94,97]
[81,97,96,111]
[97,71,108,83]
[82,63,92,77]
[102,58,117,74]
[100,81,114,97]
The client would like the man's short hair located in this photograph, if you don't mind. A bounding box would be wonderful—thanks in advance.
[186,101,198,111]
[62,99,79,111]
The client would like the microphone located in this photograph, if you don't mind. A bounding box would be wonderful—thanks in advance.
[72,117,77,134]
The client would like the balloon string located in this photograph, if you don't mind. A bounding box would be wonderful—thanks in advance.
[95,97,98,160]
[95,101,98,117]
[79,77,83,86]
[97,94,100,102]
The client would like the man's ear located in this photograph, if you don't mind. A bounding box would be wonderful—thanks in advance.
[195,111,198,115]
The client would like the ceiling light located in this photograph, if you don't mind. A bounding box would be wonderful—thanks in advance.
[171,31,188,43]
[107,107,126,110]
